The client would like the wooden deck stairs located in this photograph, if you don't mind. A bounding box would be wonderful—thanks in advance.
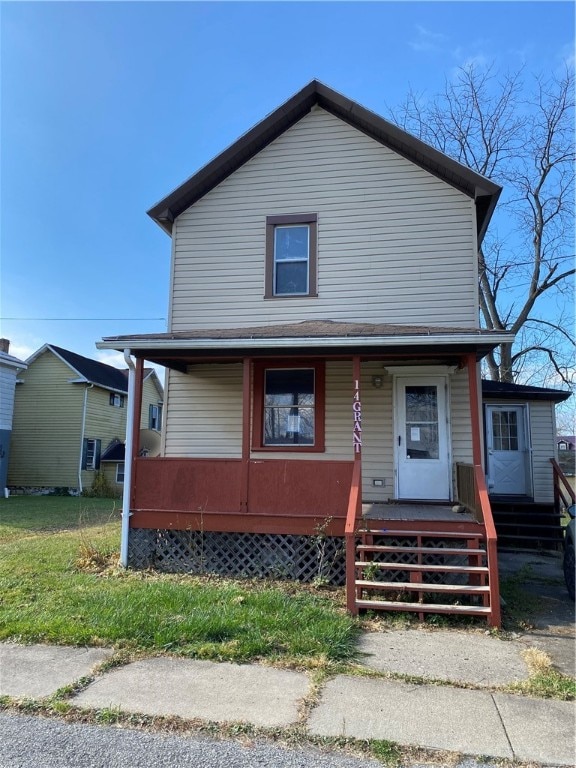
[352,522,494,621]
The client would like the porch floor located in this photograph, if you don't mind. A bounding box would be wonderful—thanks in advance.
[361,502,476,523]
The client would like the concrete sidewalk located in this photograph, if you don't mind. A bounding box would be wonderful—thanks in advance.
[1,638,574,766]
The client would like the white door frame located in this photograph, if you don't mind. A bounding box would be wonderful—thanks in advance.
[389,369,452,501]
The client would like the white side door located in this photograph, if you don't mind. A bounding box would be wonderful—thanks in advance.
[395,376,450,500]
[486,404,530,495]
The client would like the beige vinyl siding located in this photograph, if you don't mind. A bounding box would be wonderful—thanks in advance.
[8,351,85,487]
[164,364,243,458]
[101,462,123,492]
[450,368,474,465]
[529,400,556,503]
[360,364,394,502]
[170,107,477,331]
[0,365,18,430]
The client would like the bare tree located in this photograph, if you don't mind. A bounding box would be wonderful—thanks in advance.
[389,64,575,387]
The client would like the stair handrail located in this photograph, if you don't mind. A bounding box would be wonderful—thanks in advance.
[550,457,576,512]
[345,461,362,613]
[473,464,501,628]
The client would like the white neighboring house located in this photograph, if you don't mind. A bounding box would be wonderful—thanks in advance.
[0,339,27,497]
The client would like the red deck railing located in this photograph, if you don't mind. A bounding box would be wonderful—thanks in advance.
[550,458,575,512]
[456,462,500,627]
[345,461,362,614]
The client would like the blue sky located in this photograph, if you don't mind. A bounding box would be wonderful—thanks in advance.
[1,1,574,372]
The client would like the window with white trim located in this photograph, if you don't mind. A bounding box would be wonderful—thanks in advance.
[109,393,125,408]
[116,462,125,483]
[82,438,101,470]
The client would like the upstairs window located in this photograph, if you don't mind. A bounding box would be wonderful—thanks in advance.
[252,361,325,452]
[110,393,125,408]
[265,214,317,298]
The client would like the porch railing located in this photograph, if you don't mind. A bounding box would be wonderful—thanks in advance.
[550,458,575,513]
[345,461,362,614]
[456,462,501,628]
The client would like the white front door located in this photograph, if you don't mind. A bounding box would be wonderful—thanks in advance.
[486,404,530,495]
[395,376,450,500]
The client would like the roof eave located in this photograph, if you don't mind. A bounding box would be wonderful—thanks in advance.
[147,80,502,240]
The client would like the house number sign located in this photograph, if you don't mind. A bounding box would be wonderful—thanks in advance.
[353,379,362,454]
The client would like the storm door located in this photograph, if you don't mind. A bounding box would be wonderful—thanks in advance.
[395,377,450,500]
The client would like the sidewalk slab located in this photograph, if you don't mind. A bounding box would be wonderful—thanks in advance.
[357,630,529,685]
[73,657,309,728]
[307,676,513,758]
[0,644,112,699]
[494,692,576,767]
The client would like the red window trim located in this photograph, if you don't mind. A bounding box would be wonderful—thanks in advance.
[252,360,325,453]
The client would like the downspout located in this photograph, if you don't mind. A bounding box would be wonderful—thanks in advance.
[121,349,136,568]
[77,383,93,494]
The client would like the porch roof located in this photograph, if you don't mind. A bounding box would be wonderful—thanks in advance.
[98,320,512,370]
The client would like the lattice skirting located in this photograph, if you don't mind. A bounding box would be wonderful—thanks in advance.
[128,528,346,585]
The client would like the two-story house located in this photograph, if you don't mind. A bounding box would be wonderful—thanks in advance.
[98,81,517,626]
[8,344,164,495]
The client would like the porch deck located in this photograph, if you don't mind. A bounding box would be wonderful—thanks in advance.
[362,502,476,524]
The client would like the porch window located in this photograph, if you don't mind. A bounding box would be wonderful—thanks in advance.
[491,410,519,451]
[265,214,318,298]
[252,361,325,451]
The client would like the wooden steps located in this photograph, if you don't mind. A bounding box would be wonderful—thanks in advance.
[352,522,497,624]
[491,501,563,550]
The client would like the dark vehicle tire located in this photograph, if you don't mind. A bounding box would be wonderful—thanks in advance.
[563,540,575,601]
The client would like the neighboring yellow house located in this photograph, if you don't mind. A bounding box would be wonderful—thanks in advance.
[7,344,163,494]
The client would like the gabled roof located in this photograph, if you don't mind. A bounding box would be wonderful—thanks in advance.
[27,344,129,394]
[482,379,571,403]
[148,80,501,243]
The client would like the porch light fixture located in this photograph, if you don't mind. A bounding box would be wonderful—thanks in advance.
[371,376,383,388]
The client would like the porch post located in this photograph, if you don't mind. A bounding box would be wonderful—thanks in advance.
[131,357,144,507]
[346,355,362,614]
[240,357,251,512]
[466,353,483,466]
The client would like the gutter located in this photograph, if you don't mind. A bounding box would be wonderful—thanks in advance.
[120,349,136,568]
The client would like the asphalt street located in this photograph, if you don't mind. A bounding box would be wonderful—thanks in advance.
[0,713,505,768]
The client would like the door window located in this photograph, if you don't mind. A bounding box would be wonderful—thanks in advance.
[491,410,519,451]
[404,385,439,459]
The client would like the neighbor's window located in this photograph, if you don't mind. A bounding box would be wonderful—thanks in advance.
[116,462,125,483]
[109,393,125,408]
[149,404,162,431]
[265,214,317,298]
[82,438,101,471]
[252,362,325,451]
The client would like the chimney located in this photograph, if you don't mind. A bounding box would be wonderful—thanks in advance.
[0,339,9,354]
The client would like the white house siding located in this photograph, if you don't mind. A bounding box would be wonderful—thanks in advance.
[8,351,84,487]
[0,365,18,431]
[169,107,478,332]
[162,361,473,503]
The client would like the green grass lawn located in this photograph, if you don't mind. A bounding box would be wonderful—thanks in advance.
[0,497,358,664]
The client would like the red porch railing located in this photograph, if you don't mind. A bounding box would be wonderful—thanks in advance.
[131,456,354,532]
[345,461,362,614]
[456,462,500,628]
[550,457,576,512]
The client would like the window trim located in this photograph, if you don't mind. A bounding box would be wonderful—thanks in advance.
[82,438,101,471]
[116,462,125,483]
[265,213,318,299]
[109,393,125,408]
[149,403,162,431]
[252,360,325,452]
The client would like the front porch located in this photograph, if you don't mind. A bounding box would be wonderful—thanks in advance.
[108,326,505,627]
